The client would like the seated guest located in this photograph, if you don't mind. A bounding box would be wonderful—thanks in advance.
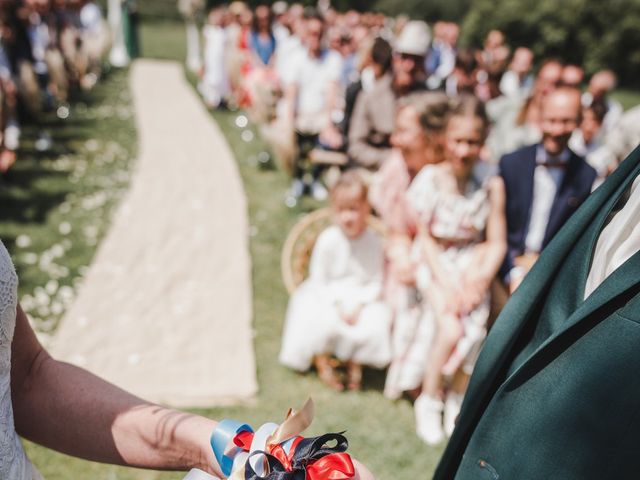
[409,95,506,445]
[284,10,343,203]
[486,58,563,163]
[588,104,640,177]
[569,100,607,159]
[581,69,623,136]
[560,63,584,88]
[425,21,457,90]
[279,171,392,391]
[499,47,534,99]
[500,87,597,293]
[444,48,478,98]
[368,91,450,399]
[249,5,276,67]
[348,20,430,171]
[340,37,393,147]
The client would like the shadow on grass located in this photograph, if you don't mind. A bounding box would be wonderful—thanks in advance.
[0,169,70,224]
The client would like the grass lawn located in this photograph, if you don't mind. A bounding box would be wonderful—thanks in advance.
[9,20,640,480]
[13,21,442,480]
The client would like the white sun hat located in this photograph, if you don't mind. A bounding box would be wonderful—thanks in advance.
[395,20,431,57]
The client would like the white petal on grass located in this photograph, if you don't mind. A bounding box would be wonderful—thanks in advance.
[241,129,254,142]
[58,285,75,305]
[235,114,249,128]
[22,252,37,265]
[58,222,72,235]
[83,225,99,239]
[50,244,64,258]
[20,294,36,311]
[45,279,59,295]
[34,287,50,306]
[51,302,64,316]
[16,235,32,248]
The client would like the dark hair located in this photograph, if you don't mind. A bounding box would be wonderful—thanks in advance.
[584,99,607,123]
[252,5,273,33]
[371,37,392,75]
[455,48,478,74]
[303,7,324,23]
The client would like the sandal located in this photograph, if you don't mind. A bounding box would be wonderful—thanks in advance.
[315,355,344,392]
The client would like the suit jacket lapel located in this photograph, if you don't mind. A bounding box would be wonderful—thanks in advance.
[502,250,640,389]
[543,151,583,243]
[438,145,640,477]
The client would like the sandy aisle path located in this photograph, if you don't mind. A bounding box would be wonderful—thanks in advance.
[50,59,257,407]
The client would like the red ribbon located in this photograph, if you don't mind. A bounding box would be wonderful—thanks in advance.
[233,430,254,451]
[306,453,355,480]
[232,432,355,480]
[270,436,304,471]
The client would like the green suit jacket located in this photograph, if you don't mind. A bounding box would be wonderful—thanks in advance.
[434,145,640,480]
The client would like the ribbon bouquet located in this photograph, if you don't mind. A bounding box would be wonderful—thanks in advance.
[210,399,355,480]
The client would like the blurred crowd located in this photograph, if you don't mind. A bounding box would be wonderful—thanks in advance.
[196,2,640,446]
[0,0,110,172]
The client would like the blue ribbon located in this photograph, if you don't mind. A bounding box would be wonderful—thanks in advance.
[211,419,254,477]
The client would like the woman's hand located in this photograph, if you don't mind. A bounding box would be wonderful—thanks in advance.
[429,280,465,319]
[390,255,416,285]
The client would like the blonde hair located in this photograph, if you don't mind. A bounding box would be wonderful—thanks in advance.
[330,170,369,203]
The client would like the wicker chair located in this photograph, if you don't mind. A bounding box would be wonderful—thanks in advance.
[281,207,386,294]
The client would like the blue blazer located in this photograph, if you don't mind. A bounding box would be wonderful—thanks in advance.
[499,144,597,278]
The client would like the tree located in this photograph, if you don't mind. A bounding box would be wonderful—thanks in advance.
[461,0,640,86]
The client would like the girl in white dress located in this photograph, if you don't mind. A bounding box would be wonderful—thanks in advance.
[279,171,392,391]
[408,96,507,444]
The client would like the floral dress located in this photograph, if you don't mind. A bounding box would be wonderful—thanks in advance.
[407,164,492,376]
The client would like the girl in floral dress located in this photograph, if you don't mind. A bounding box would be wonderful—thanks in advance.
[409,96,507,444]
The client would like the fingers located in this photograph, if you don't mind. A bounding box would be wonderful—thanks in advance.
[352,459,375,480]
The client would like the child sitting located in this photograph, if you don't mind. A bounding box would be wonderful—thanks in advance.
[279,171,392,390]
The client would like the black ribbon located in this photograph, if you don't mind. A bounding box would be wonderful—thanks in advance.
[244,432,349,480]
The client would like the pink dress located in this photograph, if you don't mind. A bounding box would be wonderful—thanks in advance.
[369,150,417,236]
[370,151,432,397]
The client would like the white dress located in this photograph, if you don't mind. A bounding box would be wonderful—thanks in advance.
[279,225,392,371]
[0,241,43,479]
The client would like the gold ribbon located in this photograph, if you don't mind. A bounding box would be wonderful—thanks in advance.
[228,398,315,480]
